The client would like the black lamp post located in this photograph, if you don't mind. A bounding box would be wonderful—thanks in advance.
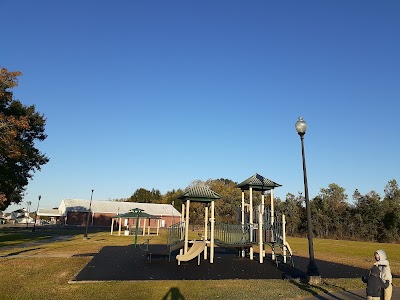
[83,189,94,240]
[26,201,31,228]
[32,195,41,232]
[295,116,321,283]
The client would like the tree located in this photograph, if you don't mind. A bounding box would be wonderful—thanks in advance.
[381,179,400,242]
[0,68,49,210]
[128,188,162,203]
[352,189,383,241]
[281,192,304,236]
[161,188,184,209]
[384,179,400,202]
[207,178,241,224]
[312,183,349,239]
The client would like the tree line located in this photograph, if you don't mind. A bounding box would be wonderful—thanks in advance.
[125,178,400,243]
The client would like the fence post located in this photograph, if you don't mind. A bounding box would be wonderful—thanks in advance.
[259,206,263,263]
[282,214,287,263]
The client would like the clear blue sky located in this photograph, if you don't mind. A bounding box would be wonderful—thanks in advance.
[2,1,399,212]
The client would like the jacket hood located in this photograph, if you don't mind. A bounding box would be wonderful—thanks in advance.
[370,265,381,276]
[375,249,387,261]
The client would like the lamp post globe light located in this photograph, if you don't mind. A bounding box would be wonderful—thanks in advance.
[83,189,94,240]
[295,116,321,284]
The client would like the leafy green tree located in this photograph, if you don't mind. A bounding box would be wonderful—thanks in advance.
[207,178,241,224]
[381,179,400,242]
[352,189,383,241]
[181,178,242,224]
[128,188,162,203]
[384,179,400,200]
[310,195,331,238]
[161,188,184,210]
[281,192,304,236]
[0,68,49,210]
[312,183,349,239]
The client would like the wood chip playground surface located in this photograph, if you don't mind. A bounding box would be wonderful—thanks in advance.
[71,244,369,282]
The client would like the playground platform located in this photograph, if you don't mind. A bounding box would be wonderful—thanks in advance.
[71,244,374,282]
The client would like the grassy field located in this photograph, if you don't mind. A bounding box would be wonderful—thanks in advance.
[0,226,399,300]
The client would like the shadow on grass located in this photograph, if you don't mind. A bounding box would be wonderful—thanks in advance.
[0,247,42,257]
[289,279,364,300]
[328,283,365,299]
[162,287,186,300]
[293,256,369,278]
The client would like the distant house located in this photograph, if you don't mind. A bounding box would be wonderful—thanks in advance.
[3,212,11,223]
[3,209,34,224]
[0,211,6,224]
[10,209,25,220]
[58,199,181,227]
[37,208,62,224]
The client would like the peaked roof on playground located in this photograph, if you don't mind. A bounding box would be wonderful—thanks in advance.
[178,185,222,202]
[237,173,282,191]
[111,209,161,219]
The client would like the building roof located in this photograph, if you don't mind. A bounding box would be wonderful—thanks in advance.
[59,199,181,217]
[178,185,222,203]
[38,208,62,217]
[237,173,282,191]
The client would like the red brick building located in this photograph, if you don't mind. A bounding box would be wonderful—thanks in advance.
[58,199,181,227]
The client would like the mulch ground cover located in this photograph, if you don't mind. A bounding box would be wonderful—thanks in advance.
[71,244,369,282]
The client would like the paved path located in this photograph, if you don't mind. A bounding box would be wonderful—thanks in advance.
[300,286,400,300]
[0,235,73,258]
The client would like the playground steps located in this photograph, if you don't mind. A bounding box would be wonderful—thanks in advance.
[265,242,294,267]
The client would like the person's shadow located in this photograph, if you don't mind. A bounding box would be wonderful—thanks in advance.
[162,287,186,300]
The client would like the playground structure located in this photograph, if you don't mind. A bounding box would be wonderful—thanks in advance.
[165,173,294,267]
[175,185,221,265]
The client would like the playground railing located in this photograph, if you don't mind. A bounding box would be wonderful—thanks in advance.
[215,222,251,245]
[167,221,185,247]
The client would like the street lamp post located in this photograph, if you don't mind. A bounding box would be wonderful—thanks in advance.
[295,116,321,284]
[83,189,94,240]
[32,195,41,232]
[26,201,31,228]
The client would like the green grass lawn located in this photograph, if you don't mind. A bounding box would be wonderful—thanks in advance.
[0,227,399,300]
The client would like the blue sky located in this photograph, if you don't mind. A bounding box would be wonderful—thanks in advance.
[2,1,399,212]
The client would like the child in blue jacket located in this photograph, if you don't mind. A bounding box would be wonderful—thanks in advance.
[362,265,390,300]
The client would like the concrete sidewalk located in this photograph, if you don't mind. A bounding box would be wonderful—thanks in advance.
[301,286,399,300]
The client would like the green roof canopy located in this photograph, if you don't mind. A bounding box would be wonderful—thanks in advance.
[178,185,222,203]
[237,173,282,192]
[112,211,160,219]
